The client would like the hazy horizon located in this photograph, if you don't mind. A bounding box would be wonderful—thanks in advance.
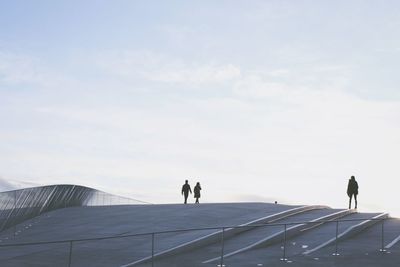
[1,1,400,215]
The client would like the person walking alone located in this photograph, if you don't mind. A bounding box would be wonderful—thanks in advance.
[194,182,202,204]
[181,180,192,204]
[347,176,359,209]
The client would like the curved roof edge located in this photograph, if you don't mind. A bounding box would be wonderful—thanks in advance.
[0,184,149,233]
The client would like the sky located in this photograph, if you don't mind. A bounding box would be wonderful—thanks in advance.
[1,1,400,214]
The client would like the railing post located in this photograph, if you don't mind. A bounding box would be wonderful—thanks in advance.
[280,224,287,261]
[68,241,73,267]
[151,233,155,267]
[14,190,17,237]
[380,218,386,252]
[333,220,340,256]
[219,227,225,267]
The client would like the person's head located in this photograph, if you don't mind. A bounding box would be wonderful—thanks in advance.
[185,180,188,184]
[196,182,200,186]
[351,176,355,180]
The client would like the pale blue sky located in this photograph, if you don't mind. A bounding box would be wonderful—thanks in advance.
[1,1,400,214]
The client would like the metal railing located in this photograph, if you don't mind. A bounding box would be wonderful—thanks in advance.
[0,216,394,266]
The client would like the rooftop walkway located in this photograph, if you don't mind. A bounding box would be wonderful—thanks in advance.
[0,203,398,267]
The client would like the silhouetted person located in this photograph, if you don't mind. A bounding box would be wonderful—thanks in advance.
[194,182,201,203]
[181,180,192,204]
[347,176,359,209]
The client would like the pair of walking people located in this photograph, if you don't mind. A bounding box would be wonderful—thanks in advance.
[181,180,201,204]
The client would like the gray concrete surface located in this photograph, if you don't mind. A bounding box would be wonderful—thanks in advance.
[0,203,398,267]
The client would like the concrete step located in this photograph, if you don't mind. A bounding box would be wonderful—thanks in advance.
[203,208,354,263]
[312,217,400,256]
[205,212,390,267]
[303,212,388,255]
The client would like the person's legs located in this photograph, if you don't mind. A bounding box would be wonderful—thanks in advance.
[184,193,188,204]
[195,197,199,203]
[354,194,358,209]
[349,195,352,209]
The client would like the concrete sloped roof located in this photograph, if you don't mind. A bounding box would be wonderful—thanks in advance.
[0,203,398,267]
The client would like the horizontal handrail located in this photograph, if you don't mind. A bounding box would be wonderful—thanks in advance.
[0,216,389,248]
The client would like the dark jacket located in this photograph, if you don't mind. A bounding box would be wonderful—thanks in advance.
[182,184,192,195]
[194,185,201,198]
[347,179,358,196]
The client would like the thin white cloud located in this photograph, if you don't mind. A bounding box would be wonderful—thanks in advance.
[147,64,241,84]
[95,50,241,84]
[233,75,297,100]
